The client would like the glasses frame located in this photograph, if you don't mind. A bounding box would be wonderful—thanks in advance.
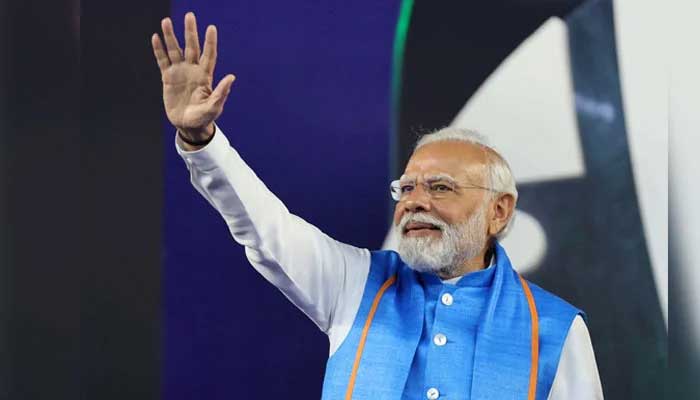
[389,173,497,202]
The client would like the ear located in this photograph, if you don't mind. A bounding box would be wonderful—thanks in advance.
[488,193,516,237]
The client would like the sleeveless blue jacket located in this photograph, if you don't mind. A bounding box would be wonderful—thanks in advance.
[321,242,582,400]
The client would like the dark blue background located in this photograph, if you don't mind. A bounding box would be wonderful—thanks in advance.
[164,1,399,398]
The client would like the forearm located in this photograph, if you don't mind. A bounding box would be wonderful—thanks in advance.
[176,125,369,332]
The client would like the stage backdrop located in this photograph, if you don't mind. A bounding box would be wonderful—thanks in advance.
[164,0,666,398]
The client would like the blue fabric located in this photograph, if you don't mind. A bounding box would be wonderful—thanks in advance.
[321,243,582,399]
[402,262,496,399]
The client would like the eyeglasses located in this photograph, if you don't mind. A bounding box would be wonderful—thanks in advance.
[389,174,495,202]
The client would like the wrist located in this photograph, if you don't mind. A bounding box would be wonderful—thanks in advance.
[177,123,215,149]
[178,123,215,143]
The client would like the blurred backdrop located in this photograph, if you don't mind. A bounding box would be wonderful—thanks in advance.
[1,0,80,398]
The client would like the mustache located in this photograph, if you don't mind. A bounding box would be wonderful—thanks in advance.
[397,213,449,234]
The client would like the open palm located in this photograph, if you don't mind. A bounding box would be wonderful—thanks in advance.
[152,13,235,140]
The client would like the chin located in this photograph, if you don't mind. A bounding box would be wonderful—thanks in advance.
[397,236,454,273]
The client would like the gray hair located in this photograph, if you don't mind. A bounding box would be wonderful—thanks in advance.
[414,126,518,239]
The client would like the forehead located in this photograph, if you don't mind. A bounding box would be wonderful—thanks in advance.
[403,140,489,180]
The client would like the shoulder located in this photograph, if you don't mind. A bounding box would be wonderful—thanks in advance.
[523,280,585,347]
[496,243,582,322]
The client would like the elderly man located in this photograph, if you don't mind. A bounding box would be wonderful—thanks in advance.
[152,13,603,400]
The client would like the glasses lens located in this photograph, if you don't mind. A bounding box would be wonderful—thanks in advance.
[427,180,457,198]
[390,180,401,201]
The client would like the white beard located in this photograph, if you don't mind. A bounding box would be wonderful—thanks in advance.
[394,203,488,277]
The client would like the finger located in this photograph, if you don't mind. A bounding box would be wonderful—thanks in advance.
[151,34,170,71]
[184,12,201,63]
[209,74,236,108]
[161,17,183,63]
[200,25,218,75]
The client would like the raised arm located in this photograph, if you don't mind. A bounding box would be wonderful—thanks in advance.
[151,14,369,346]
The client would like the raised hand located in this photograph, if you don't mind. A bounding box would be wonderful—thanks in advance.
[152,12,235,143]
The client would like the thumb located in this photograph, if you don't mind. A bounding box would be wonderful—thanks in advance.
[210,74,236,108]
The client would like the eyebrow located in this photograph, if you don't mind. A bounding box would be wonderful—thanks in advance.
[425,173,457,183]
[398,173,458,183]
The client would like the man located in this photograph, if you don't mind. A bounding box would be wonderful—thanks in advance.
[152,12,603,400]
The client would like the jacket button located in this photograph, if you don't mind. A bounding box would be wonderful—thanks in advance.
[433,333,447,346]
[441,293,454,306]
[426,387,440,399]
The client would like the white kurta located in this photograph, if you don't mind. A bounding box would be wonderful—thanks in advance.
[176,125,604,399]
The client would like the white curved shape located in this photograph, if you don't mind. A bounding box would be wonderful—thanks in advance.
[614,0,668,327]
[451,17,584,184]
[668,0,699,343]
[499,210,547,274]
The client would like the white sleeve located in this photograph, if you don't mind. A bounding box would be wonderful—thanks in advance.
[547,315,604,400]
[176,126,370,354]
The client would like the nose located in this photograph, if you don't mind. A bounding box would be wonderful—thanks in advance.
[402,186,432,213]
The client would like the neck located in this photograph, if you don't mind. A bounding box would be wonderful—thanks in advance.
[438,244,493,280]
